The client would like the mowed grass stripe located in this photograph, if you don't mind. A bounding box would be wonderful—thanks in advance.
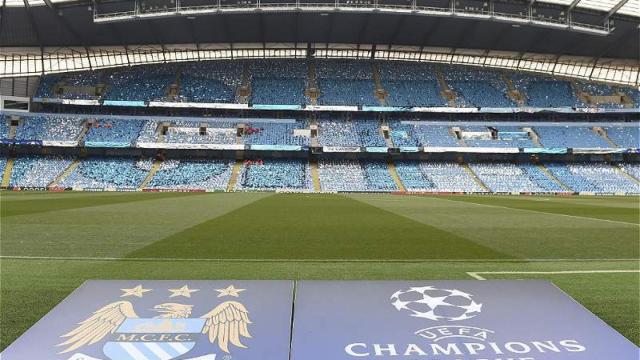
[437,195,640,225]
[350,194,640,259]
[0,191,200,218]
[0,192,271,257]
[126,194,510,260]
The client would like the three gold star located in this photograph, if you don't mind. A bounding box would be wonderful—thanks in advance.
[215,285,246,298]
[168,285,200,298]
[120,284,152,298]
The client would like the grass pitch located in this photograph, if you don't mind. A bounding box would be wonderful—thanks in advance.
[1,191,638,349]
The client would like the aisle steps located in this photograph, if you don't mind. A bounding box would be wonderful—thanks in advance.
[387,161,405,191]
[1,158,15,187]
[538,164,572,191]
[227,160,243,191]
[48,159,81,187]
[310,160,321,192]
[462,163,490,192]
[139,159,163,189]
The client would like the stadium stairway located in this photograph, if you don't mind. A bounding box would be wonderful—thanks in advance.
[310,160,321,192]
[538,164,572,191]
[227,160,243,192]
[572,81,591,106]
[306,61,319,105]
[77,121,91,145]
[237,63,252,103]
[502,73,526,106]
[48,159,81,187]
[462,163,490,192]
[8,121,17,139]
[387,161,405,192]
[524,127,543,147]
[592,127,618,148]
[372,63,387,106]
[1,157,15,187]
[614,164,640,184]
[435,67,458,107]
[139,159,163,189]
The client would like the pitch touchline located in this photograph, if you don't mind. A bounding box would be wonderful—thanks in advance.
[426,197,640,227]
[467,270,640,280]
[0,255,636,263]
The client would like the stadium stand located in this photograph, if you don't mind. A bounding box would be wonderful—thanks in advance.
[85,119,144,147]
[468,163,547,193]
[14,115,84,142]
[318,160,397,192]
[316,60,379,106]
[146,159,233,190]
[442,65,515,108]
[9,155,73,187]
[535,126,611,148]
[318,119,386,147]
[179,61,242,103]
[103,65,177,102]
[59,157,149,189]
[163,121,237,145]
[546,163,639,193]
[605,126,640,148]
[243,120,309,146]
[378,62,446,107]
[511,74,578,107]
[395,162,486,192]
[249,60,308,105]
[235,159,312,191]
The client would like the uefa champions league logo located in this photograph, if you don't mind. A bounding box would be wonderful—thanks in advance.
[391,286,483,322]
[391,286,491,342]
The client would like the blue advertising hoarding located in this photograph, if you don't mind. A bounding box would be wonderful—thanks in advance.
[1,280,294,360]
[290,280,638,360]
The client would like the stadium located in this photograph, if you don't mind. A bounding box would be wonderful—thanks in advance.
[0,0,639,359]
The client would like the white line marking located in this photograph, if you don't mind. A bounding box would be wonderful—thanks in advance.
[467,270,640,280]
[426,197,640,227]
[0,255,636,263]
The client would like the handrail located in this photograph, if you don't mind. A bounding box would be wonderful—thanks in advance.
[92,2,610,35]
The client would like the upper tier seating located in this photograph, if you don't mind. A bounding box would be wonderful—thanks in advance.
[250,60,308,105]
[318,160,397,192]
[535,126,610,148]
[9,155,73,187]
[14,115,84,142]
[85,119,144,146]
[605,126,639,148]
[318,119,386,147]
[395,161,486,192]
[0,115,10,139]
[243,121,309,146]
[103,65,177,102]
[60,157,149,189]
[316,60,378,106]
[179,61,242,103]
[378,62,446,107]
[511,74,578,107]
[236,159,311,190]
[388,122,460,148]
[147,159,232,190]
[442,66,514,108]
[163,121,237,144]
[546,163,639,193]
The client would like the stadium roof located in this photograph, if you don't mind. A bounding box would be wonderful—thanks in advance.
[1,0,639,60]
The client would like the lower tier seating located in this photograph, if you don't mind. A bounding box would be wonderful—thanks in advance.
[147,159,233,190]
[9,155,73,187]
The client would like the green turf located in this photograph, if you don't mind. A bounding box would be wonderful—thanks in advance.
[1,191,639,349]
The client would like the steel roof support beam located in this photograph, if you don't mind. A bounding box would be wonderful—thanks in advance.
[22,0,45,74]
[43,0,93,70]
[603,0,629,22]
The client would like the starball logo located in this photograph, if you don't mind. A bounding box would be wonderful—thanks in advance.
[344,286,587,360]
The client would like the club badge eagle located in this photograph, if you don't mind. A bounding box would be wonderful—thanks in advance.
[57,284,252,360]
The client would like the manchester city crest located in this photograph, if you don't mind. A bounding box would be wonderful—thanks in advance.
[0,280,294,360]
